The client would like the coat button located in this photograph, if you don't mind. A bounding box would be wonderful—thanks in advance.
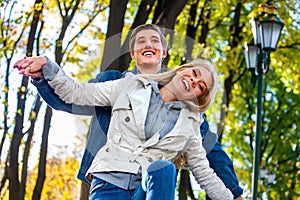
[125,116,130,122]
[106,147,110,152]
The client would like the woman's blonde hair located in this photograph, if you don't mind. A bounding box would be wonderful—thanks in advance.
[139,59,218,112]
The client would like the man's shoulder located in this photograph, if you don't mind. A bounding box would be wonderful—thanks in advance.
[103,69,125,79]
[89,70,124,83]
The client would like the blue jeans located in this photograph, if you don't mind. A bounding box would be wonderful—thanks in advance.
[89,160,177,200]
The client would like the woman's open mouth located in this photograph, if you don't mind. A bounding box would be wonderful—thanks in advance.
[182,79,189,91]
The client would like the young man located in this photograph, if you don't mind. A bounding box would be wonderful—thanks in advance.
[25,24,243,199]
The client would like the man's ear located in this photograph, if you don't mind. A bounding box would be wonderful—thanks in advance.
[162,49,167,58]
[130,50,135,59]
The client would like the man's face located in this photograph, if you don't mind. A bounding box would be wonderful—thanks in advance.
[130,29,167,69]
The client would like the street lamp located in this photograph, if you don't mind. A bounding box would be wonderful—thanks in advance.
[244,3,284,200]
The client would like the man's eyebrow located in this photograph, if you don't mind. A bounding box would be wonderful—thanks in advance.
[137,36,146,40]
[136,35,160,40]
[151,35,160,39]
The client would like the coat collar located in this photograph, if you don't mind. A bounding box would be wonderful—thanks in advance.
[127,74,201,122]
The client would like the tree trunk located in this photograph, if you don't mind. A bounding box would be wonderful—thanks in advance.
[198,0,211,46]
[32,106,52,200]
[118,0,156,71]
[8,130,23,200]
[154,0,188,29]
[101,0,129,71]
[55,0,81,64]
[217,2,243,139]
[21,96,43,199]
[178,169,188,200]
[7,0,43,198]
[79,182,90,200]
[184,0,200,62]
[7,75,29,200]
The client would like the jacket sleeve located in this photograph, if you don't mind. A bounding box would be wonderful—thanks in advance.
[200,118,217,153]
[31,69,123,115]
[200,114,243,198]
[185,133,233,199]
[48,69,124,107]
[206,141,243,198]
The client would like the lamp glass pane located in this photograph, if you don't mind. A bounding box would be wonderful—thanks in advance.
[250,18,261,45]
[271,23,283,49]
[260,22,272,49]
[244,48,250,69]
[249,46,258,69]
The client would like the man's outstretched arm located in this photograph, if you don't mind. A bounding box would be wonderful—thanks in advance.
[206,141,244,199]
[200,117,243,199]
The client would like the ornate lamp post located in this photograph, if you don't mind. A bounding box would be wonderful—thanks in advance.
[244,3,284,200]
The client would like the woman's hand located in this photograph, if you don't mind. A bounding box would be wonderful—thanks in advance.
[13,56,47,79]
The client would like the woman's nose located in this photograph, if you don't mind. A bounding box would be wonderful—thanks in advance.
[191,78,200,87]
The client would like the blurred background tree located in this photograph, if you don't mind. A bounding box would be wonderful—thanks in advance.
[0,0,299,199]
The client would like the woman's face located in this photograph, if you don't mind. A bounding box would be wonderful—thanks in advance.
[130,29,167,68]
[170,66,213,103]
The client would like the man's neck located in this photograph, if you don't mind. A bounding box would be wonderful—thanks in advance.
[137,65,161,74]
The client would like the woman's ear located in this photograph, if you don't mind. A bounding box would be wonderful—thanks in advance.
[175,67,184,73]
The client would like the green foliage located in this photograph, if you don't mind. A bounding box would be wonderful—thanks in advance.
[182,1,300,198]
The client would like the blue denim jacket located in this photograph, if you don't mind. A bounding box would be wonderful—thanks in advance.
[32,69,243,198]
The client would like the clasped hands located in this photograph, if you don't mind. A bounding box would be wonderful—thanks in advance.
[13,56,47,79]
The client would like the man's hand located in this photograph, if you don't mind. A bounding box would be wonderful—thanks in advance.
[14,56,47,79]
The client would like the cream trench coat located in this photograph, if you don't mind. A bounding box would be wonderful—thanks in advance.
[49,69,233,199]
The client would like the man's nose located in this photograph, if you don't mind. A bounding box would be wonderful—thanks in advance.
[144,40,153,48]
